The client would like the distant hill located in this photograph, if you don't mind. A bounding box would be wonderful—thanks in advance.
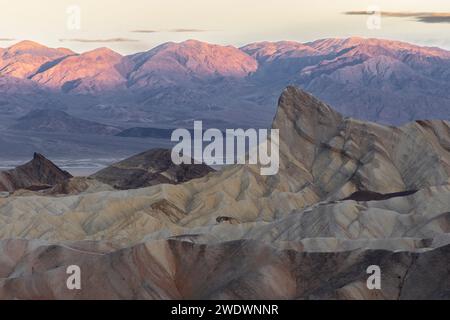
[10,109,121,135]
[115,127,175,139]
[91,148,214,190]
[115,127,208,139]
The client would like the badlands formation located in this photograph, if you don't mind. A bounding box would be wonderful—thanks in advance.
[0,87,449,299]
[0,153,72,193]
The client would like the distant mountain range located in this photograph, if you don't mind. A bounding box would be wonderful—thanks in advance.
[1,37,450,128]
[10,109,121,135]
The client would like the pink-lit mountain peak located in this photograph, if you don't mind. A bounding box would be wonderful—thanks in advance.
[149,39,257,74]
[4,40,73,57]
[241,41,321,61]
[81,47,123,59]
[30,46,125,93]
[8,40,50,52]
[0,41,74,78]
[127,39,258,87]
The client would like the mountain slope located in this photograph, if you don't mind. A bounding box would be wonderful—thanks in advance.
[246,37,450,124]
[91,148,214,190]
[0,239,448,299]
[10,109,121,135]
[127,40,258,88]
[31,48,126,93]
[0,40,73,78]
[0,153,72,192]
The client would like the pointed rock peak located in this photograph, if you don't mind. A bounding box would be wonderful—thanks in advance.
[272,86,343,137]
[33,152,45,160]
[28,152,73,179]
[31,152,57,167]
[277,86,340,116]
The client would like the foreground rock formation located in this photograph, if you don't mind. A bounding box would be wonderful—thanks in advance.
[0,87,449,299]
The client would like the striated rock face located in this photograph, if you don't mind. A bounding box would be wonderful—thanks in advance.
[0,153,72,192]
[0,88,449,299]
[91,148,214,190]
[270,87,450,199]
[0,239,448,300]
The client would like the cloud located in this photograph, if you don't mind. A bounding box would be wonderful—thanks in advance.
[416,15,450,24]
[131,28,208,33]
[344,11,450,24]
[0,38,16,41]
[131,30,158,33]
[59,38,139,43]
[168,28,207,33]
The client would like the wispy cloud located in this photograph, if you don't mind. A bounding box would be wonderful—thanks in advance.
[130,30,158,34]
[131,28,208,33]
[0,38,16,41]
[344,11,450,24]
[416,15,450,24]
[59,38,139,43]
[168,28,207,33]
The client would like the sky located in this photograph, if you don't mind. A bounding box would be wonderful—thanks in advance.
[0,0,449,54]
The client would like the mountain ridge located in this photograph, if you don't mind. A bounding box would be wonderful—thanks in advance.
[10,109,122,135]
[1,37,450,126]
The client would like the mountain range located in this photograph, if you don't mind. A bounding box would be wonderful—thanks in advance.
[1,37,450,129]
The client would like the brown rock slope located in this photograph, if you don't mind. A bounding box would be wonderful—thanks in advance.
[0,87,449,299]
[91,148,214,190]
[0,239,448,299]
[0,153,72,192]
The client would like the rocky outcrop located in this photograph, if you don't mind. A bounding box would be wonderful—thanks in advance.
[91,148,214,190]
[0,153,72,192]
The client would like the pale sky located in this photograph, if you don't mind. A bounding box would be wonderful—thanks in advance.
[1,0,450,54]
